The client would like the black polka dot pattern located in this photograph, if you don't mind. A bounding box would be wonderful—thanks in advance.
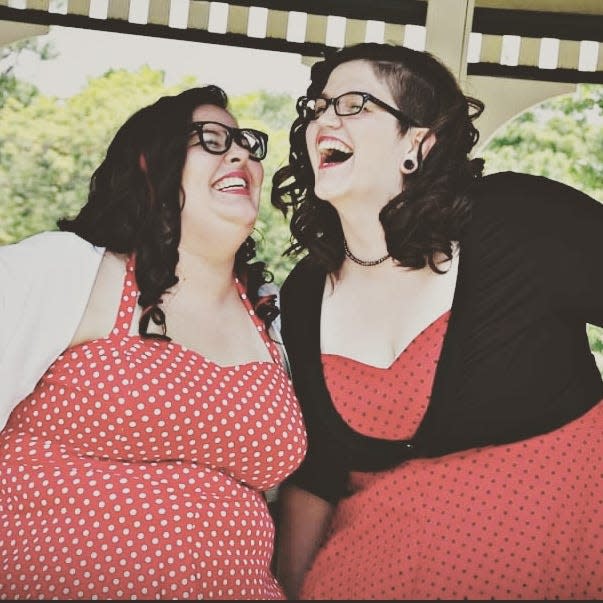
[0,256,307,599]
[323,311,450,440]
[306,311,603,599]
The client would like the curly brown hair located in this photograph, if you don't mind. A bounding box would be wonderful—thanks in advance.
[59,86,278,337]
[271,43,485,274]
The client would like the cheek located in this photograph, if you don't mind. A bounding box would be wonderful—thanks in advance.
[251,162,264,187]
[180,162,194,194]
[366,132,407,175]
[181,149,210,186]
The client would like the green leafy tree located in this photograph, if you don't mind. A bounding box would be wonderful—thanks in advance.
[482,84,603,201]
[0,37,56,108]
[0,67,191,244]
[230,90,298,130]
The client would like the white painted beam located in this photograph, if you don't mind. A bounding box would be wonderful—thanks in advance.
[425,0,475,82]
[0,19,48,47]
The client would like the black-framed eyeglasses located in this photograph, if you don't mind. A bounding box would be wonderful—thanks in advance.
[189,121,268,161]
[297,91,419,126]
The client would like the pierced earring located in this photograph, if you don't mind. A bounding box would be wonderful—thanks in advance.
[403,158,415,171]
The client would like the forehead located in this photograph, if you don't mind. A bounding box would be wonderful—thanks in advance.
[322,60,394,103]
[191,104,237,127]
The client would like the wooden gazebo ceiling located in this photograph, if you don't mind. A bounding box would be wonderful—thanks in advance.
[0,0,602,84]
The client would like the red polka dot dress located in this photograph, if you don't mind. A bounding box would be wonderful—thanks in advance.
[0,255,307,600]
[300,311,603,600]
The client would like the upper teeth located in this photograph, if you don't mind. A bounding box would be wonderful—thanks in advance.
[318,139,353,154]
[215,177,247,191]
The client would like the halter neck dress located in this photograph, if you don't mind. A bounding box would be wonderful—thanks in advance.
[0,254,307,600]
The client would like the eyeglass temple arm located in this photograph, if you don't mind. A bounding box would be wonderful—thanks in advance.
[367,95,420,127]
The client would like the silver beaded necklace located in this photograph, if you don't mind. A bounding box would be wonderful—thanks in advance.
[343,237,390,267]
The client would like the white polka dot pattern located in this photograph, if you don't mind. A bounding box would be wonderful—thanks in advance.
[0,256,307,599]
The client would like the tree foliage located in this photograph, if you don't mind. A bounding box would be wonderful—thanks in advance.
[0,37,56,108]
[482,84,603,202]
[0,67,190,245]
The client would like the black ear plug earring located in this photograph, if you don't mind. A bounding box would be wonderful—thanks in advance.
[403,159,415,171]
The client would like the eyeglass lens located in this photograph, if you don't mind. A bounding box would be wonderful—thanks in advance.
[236,130,265,158]
[193,122,267,160]
[200,123,229,153]
[302,92,417,126]
[312,93,365,118]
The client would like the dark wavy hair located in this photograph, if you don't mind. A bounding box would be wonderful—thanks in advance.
[59,85,278,337]
[271,43,485,274]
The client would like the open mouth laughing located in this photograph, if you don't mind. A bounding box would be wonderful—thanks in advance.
[318,136,353,168]
[212,171,251,195]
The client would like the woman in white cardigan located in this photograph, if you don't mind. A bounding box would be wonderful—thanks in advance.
[0,85,306,599]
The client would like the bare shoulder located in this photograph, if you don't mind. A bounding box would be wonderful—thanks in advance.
[69,251,129,347]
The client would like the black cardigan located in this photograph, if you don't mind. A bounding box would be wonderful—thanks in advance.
[280,171,603,503]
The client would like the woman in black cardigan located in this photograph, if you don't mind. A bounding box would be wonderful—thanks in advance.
[271,42,603,600]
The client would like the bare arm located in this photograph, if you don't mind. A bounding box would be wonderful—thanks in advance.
[276,484,334,600]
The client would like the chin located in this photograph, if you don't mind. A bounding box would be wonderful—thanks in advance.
[235,208,259,232]
[314,186,347,207]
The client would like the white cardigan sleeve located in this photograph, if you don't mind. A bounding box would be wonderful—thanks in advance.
[258,281,290,375]
[0,231,104,431]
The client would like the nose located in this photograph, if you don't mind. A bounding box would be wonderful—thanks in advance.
[224,141,249,164]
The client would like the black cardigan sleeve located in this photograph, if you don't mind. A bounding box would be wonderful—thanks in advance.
[474,172,603,327]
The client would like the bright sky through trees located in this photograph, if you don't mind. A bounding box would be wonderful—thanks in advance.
[11,24,312,99]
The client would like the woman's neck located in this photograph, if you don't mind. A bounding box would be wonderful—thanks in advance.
[339,212,389,266]
[173,246,237,302]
